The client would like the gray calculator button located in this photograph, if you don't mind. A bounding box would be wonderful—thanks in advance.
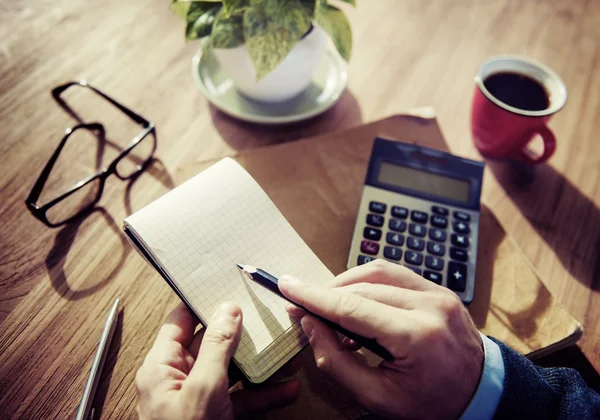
[427,241,445,256]
[392,206,408,219]
[424,270,443,284]
[404,251,423,266]
[358,255,375,265]
[406,237,425,251]
[425,256,444,271]
[429,228,447,242]
[389,218,407,232]
[363,227,382,241]
[453,221,471,234]
[386,232,405,246]
[369,201,387,214]
[384,246,402,261]
[366,214,384,227]
[451,234,469,248]
[409,223,427,237]
[448,262,467,292]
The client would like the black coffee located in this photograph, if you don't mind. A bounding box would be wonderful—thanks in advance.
[483,72,550,111]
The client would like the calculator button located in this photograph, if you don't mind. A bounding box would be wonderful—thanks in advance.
[391,206,408,219]
[369,201,387,214]
[357,255,375,265]
[410,210,428,223]
[450,247,469,262]
[386,232,405,246]
[406,237,425,251]
[454,211,471,222]
[404,251,423,266]
[405,266,422,275]
[360,240,380,255]
[363,227,382,241]
[409,223,427,237]
[451,234,469,248]
[431,206,449,216]
[429,228,447,242]
[388,219,407,232]
[424,270,443,284]
[427,241,445,256]
[366,214,384,227]
[448,262,468,292]
[430,216,448,229]
[453,221,471,234]
[425,256,444,271]
[384,246,403,261]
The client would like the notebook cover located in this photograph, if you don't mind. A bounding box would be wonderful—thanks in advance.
[178,112,582,420]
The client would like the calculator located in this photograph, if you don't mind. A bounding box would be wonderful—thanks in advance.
[347,138,485,303]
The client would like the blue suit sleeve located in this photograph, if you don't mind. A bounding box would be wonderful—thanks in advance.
[491,337,600,419]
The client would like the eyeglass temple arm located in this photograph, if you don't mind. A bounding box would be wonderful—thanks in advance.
[52,81,152,128]
[25,123,105,207]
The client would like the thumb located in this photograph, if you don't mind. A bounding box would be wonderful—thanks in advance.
[190,302,243,383]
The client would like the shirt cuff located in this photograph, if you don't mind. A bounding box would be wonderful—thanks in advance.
[459,332,505,420]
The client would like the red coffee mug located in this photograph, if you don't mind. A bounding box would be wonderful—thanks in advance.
[471,56,567,164]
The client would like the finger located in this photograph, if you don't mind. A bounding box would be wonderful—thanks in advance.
[188,327,206,359]
[330,259,435,292]
[337,282,424,310]
[340,336,362,351]
[231,380,301,418]
[189,303,243,383]
[279,276,405,340]
[155,302,200,347]
[285,302,306,318]
[300,315,385,402]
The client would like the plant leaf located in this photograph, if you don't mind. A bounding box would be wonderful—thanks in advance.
[316,3,352,61]
[298,0,317,18]
[243,0,312,80]
[337,0,356,6]
[186,6,221,39]
[210,7,245,48]
[222,0,249,17]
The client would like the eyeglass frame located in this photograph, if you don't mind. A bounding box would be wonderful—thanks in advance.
[25,80,157,227]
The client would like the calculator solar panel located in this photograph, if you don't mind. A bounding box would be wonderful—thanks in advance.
[347,138,485,303]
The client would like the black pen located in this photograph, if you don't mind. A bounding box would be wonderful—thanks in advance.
[236,263,394,361]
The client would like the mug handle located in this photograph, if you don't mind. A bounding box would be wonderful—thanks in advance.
[518,125,556,164]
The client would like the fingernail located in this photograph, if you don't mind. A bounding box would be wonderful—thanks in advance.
[279,275,301,287]
[301,318,315,339]
[216,302,241,319]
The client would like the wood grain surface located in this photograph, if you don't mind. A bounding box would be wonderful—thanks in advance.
[0,0,599,418]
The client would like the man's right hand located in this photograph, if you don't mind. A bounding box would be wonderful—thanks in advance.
[279,259,484,420]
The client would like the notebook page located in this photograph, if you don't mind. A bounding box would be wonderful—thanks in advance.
[124,158,334,382]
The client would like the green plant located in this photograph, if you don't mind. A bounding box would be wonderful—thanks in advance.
[170,0,355,80]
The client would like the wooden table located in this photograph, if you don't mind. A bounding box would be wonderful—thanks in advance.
[1,0,599,417]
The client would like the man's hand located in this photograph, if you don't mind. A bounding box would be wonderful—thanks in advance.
[135,302,300,419]
[280,260,483,420]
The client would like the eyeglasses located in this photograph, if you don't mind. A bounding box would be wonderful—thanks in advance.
[25,81,157,227]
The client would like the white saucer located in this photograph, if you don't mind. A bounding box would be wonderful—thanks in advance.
[191,47,347,124]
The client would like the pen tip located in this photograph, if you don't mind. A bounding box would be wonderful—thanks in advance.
[236,263,244,270]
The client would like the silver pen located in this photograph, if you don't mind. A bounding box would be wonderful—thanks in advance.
[75,298,120,420]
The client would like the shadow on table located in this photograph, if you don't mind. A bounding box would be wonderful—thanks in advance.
[468,204,504,329]
[91,308,124,419]
[488,159,600,290]
[124,157,176,215]
[45,208,129,300]
[210,89,363,150]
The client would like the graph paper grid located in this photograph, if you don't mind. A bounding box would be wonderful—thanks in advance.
[125,158,333,382]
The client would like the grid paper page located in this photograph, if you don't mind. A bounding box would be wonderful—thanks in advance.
[125,158,334,382]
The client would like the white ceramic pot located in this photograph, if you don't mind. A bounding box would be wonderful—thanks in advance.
[211,24,327,103]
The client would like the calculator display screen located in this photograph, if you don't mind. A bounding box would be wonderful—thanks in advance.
[378,162,471,203]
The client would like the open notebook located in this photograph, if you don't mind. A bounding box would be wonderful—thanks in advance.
[124,158,334,383]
